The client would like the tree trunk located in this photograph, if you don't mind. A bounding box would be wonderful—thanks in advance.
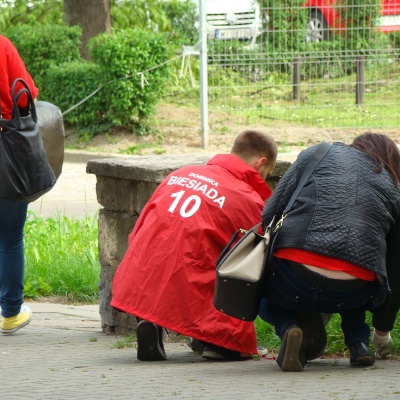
[63,0,111,60]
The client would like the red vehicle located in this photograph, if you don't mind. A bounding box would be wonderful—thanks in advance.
[304,0,400,42]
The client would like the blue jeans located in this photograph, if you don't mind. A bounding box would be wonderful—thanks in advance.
[0,198,28,317]
[259,257,378,347]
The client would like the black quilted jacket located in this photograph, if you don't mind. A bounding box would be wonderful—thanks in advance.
[261,142,400,326]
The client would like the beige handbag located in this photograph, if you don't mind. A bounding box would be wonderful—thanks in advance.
[213,219,278,321]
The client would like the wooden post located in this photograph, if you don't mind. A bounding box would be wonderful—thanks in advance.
[356,56,365,106]
[199,0,209,149]
[293,57,302,100]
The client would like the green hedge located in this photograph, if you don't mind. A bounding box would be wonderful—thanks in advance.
[5,25,169,135]
[5,24,82,90]
[41,62,107,134]
[88,28,169,129]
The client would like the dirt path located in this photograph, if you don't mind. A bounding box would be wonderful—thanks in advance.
[65,102,400,158]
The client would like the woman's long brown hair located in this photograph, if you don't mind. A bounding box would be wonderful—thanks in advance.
[351,133,400,187]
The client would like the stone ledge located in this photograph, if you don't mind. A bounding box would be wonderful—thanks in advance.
[87,154,291,186]
[87,154,216,183]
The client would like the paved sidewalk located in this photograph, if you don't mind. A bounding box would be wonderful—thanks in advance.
[0,301,399,400]
[28,150,115,219]
[16,151,400,399]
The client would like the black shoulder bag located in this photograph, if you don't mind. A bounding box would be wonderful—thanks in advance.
[0,78,56,202]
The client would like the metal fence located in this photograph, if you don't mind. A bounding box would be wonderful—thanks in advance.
[202,1,400,144]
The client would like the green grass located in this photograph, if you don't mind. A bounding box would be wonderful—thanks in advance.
[113,333,137,349]
[165,61,400,131]
[23,211,100,303]
[118,142,166,155]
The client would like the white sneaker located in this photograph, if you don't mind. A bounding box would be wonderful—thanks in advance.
[257,345,269,356]
[372,329,392,359]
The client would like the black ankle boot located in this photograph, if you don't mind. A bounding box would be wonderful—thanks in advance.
[299,312,327,361]
[276,325,307,372]
[136,320,167,361]
[349,342,375,366]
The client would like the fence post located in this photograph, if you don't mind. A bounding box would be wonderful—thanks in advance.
[293,57,302,100]
[356,56,365,106]
[199,0,209,149]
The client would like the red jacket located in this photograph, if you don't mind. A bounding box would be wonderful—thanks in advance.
[0,35,39,119]
[111,154,272,354]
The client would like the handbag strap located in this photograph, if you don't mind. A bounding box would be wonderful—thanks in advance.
[283,141,331,214]
[216,223,261,266]
[219,142,331,258]
[10,78,37,125]
[273,141,331,232]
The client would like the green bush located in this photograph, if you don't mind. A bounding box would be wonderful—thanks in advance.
[5,25,169,134]
[41,61,108,134]
[5,24,82,90]
[88,28,169,129]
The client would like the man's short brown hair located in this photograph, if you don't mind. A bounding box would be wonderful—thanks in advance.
[231,130,277,166]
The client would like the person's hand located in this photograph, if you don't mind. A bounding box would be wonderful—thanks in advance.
[372,329,392,359]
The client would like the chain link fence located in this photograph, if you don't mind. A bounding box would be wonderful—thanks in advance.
[204,1,400,143]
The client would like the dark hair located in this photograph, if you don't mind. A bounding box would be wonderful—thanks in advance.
[350,133,400,186]
[231,130,277,166]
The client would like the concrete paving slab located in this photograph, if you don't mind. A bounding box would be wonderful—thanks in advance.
[1,302,400,399]
[26,302,101,331]
[1,315,400,400]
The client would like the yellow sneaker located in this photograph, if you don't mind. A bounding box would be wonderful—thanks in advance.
[1,305,32,335]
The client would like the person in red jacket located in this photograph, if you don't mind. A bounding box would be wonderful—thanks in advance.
[111,130,277,361]
[0,35,39,119]
[0,35,39,334]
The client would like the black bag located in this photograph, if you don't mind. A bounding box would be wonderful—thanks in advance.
[36,100,65,180]
[0,78,56,202]
[213,141,332,321]
[213,218,280,321]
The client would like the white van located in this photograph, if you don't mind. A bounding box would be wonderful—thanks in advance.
[203,0,263,45]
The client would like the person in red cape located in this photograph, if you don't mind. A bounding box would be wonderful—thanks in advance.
[111,130,277,361]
